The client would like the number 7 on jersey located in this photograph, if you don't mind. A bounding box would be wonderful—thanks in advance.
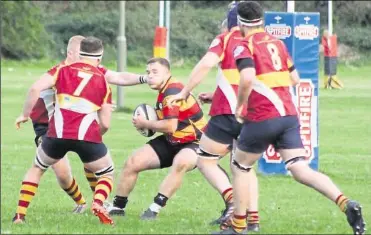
[73,71,93,96]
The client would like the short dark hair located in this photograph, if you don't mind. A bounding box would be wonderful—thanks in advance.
[237,1,263,22]
[147,57,170,70]
[80,36,103,54]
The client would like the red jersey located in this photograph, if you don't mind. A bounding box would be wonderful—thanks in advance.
[46,62,111,143]
[322,35,337,57]
[234,28,297,122]
[30,62,107,124]
[155,77,207,144]
[207,27,246,117]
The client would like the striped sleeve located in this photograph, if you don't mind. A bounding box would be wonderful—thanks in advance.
[161,83,183,119]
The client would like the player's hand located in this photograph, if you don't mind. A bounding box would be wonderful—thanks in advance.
[235,106,244,124]
[198,92,213,104]
[132,113,147,129]
[15,115,29,129]
[111,101,117,112]
[167,91,187,108]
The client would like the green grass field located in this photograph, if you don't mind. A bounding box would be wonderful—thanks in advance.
[1,61,370,234]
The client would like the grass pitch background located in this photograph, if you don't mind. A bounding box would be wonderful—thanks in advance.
[1,61,370,234]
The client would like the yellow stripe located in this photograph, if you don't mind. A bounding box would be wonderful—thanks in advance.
[72,190,81,199]
[16,207,27,215]
[257,71,292,88]
[222,69,240,85]
[22,185,37,193]
[179,96,196,111]
[173,125,195,138]
[57,93,100,111]
[76,197,86,205]
[220,28,238,61]
[191,117,207,130]
[95,184,111,193]
[287,58,293,68]
[103,83,111,104]
[20,194,34,202]
[94,194,106,202]
[67,183,78,194]
[53,64,68,83]
[248,35,254,56]
[154,47,166,58]
[85,172,95,178]
[156,110,164,119]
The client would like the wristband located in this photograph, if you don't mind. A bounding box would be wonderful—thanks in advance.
[139,75,147,84]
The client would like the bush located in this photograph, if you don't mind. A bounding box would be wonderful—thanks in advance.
[1,1,51,59]
[335,26,371,51]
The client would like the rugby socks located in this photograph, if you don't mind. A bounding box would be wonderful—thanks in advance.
[15,181,39,217]
[231,214,248,233]
[93,177,113,206]
[113,195,128,209]
[84,168,98,192]
[63,178,86,205]
[335,194,350,212]
[149,193,168,213]
[247,210,260,225]
[222,188,233,204]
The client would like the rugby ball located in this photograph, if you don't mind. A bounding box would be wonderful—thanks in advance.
[133,104,158,137]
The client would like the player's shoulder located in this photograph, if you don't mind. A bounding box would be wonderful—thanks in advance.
[162,77,184,96]
[97,64,108,75]
[47,60,67,75]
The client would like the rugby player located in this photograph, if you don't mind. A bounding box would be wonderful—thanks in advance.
[167,4,260,231]
[216,2,365,234]
[23,35,148,214]
[107,57,207,220]
[13,36,117,225]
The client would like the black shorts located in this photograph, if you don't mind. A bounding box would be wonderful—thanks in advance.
[238,115,304,153]
[33,122,48,147]
[41,136,108,163]
[147,135,199,168]
[324,56,337,76]
[204,115,242,147]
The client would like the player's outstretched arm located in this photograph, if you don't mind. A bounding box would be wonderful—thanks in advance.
[105,70,147,86]
[167,52,220,106]
[15,73,54,129]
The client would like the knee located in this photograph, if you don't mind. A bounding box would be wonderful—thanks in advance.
[123,156,142,173]
[173,158,192,174]
[52,166,72,184]
[287,161,313,184]
[196,155,218,170]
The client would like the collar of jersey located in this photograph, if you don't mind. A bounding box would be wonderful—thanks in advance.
[159,76,173,93]
[230,26,240,32]
[245,27,265,37]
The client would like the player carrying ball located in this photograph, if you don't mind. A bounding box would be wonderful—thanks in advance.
[107,57,208,220]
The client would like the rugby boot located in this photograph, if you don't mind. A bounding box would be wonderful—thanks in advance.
[140,208,158,220]
[72,203,87,214]
[212,226,247,235]
[247,223,260,232]
[12,213,25,224]
[345,200,366,235]
[91,201,114,225]
[210,202,234,226]
[104,201,125,216]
